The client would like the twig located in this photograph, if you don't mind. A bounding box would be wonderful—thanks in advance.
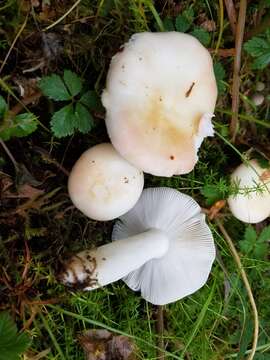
[215,219,259,360]
[224,0,237,35]
[0,14,29,74]
[10,91,42,116]
[230,0,247,142]
[43,0,82,31]
[209,48,235,57]
[0,139,19,171]
[156,305,165,360]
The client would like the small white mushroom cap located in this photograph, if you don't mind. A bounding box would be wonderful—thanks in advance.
[112,187,216,305]
[228,160,270,223]
[102,32,217,177]
[68,143,144,221]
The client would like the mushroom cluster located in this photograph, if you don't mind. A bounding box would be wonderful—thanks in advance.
[62,31,218,305]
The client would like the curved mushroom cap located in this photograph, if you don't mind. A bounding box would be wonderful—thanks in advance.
[102,32,217,177]
[228,160,270,223]
[68,143,144,221]
[112,187,216,305]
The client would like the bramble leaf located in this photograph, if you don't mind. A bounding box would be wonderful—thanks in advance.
[0,312,30,360]
[63,70,82,97]
[244,33,270,69]
[175,8,194,33]
[79,91,104,112]
[0,113,38,141]
[75,103,94,134]
[51,104,75,137]
[191,28,211,47]
[214,62,226,95]
[39,74,71,101]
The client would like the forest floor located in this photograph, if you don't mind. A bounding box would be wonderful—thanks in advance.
[1,1,270,359]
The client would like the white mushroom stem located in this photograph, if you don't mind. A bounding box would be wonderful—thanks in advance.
[60,229,169,289]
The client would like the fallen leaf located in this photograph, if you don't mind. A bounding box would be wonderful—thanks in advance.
[78,330,136,360]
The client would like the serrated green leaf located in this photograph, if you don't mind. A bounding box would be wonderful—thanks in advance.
[244,37,269,57]
[214,62,226,95]
[254,243,268,259]
[74,103,94,134]
[0,113,38,141]
[0,312,30,360]
[79,91,104,112]
[200,184,224,205]
[0,95,8,118]
[63,70,82,97]
[175,15,190,32]
[191,28,211,47]
[258,225,270,243]
[244,225,257,243]
[175,8,194,33]
[39,74,71,101]
[252,52,270,69]
[50,104,75,137]
[163,17,175,31]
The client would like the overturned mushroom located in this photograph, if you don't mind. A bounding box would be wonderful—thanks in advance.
[68,143,144,221]
[228,159,270,223]
[102,32,217,176]
[60,187,215,305]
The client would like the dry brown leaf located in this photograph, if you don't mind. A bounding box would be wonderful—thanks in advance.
[79,330,136,360]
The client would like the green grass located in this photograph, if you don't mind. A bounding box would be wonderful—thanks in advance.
[1,0,270,359]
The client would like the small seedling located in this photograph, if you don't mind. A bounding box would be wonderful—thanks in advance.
[0,96,38,141]
[39,70,103,138]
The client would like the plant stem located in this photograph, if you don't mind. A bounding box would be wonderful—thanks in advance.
[215,219,259,360]
[0,139,19,171]
[156,305,165,360]
[230,0,247,142]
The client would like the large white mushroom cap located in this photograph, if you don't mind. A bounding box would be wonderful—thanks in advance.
[68,143,144,221]
[228,159,270,223]
[112,187,216,305]
[102,32,217,177]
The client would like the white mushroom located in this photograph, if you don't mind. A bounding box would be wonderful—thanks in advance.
[60,187,216,305]
[228,159,270,223]
[102,32,217,177]
[68,143,144,221]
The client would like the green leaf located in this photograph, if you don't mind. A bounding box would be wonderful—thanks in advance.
[163,17,175,31]
[175,15,190,32]
[79,90,104,112]
[0,95,8,118]
[252,52,270,69]
[175,8,194,33]
[39,74,71,101]
[50,104,75,137]
[244,33,270,69]
[254,243,268,259]
[0,113,38,141]
[74,103,94,134]
[200,184,224,206]
[191,28,211,47]
[0,312,30,360]
[258,225,270,243]
[244,37,269,57]
[63,70,82,97]
[214,62,226,95]
[239,225,257,255]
